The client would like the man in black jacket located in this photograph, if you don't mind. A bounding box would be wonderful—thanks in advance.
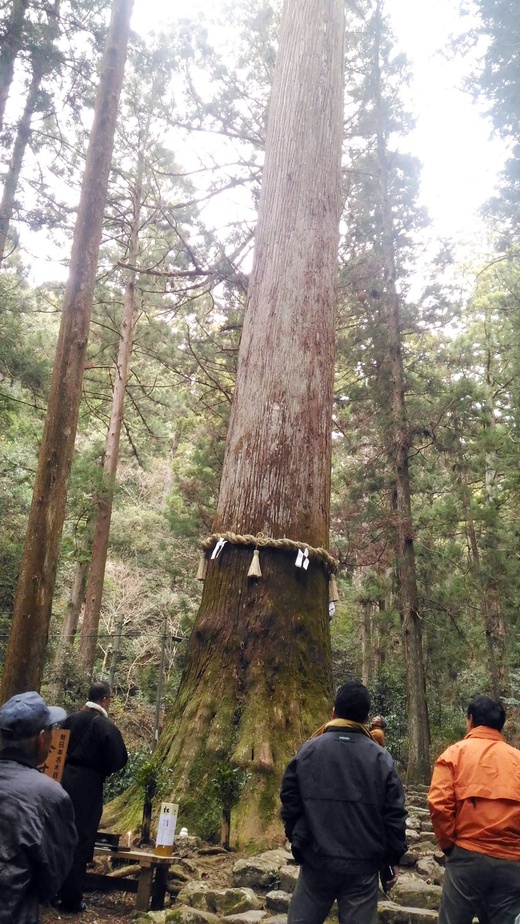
[57,680,128,913]
[280,682,407,924]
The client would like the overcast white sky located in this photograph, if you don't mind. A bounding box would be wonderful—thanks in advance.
[130,0,504,246]
[26,0,502,282]
[386,0,504,242]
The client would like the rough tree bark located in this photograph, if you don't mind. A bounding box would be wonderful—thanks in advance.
[137,0,345,845]
[372,0,430,782]
[0,0,134,701]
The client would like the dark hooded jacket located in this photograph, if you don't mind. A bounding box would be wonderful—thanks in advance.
[280,725,407,874]
[0,749,77,923]
[60,707,127,863]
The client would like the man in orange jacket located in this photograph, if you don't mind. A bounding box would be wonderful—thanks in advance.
[428,694,520,923]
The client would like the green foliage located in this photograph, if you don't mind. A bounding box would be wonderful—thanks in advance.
[369,665,408,762]
[210,764,249,814]
[104,748,174,803]
[43,659,86,713]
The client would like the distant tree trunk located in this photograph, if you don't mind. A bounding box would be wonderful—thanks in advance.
[77,255,137,677]
[150,0,345,845]
[0,0,29,132]
[49,556,88,696]
[221,810,231,851]
[372,0,430,782]
[77,117,146,678]
[63,558,89,645]
[49,510,94,698]
[374,597,386,674]
[360,602,372,685]
[107,612,124,688]
[0,62,41,262]
[481,385,510,696]
[0,1,59,264]
[0,0,134,701]
[457,434,509,698]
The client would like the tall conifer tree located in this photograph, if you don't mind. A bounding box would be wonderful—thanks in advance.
[1,0,134,699]
[140,0,345,843]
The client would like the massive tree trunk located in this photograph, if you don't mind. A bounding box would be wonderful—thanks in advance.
[0,0,134,701]
[147,0,345,845]
[372,0,430,782]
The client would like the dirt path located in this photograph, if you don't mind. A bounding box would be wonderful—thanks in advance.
[40,849,240,924]
[41,892,136,924]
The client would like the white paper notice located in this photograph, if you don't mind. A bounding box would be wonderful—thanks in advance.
[156,802,179,847]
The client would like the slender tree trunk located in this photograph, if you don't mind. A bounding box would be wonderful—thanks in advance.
[146,0,345,845]
[457,441,509,697]
[481,380,509,695]
[0,0,29,133]
[49,556,88,696]
[0,63,41,262]
[0,0,59,263]
[63,558,89,644]
[0,0,134,701]
[76,259,137,675]
[372,0,430,782]
[361,602,371,685]
[221,810,231,851]
[374,598,385,674]
[77,116,146,678]
[107,612,124,688]
[49,511,93,697]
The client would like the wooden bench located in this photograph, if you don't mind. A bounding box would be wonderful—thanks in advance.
[89,847,175,911]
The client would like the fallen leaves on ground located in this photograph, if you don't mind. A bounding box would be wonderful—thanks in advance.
[41,891,136,924]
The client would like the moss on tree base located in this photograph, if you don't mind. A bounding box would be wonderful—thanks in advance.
[108,546,333,847]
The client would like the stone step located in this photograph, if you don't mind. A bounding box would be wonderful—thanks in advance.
[390,874,442,911]
[377,903,438,922]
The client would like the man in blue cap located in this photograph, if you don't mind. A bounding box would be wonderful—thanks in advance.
[0,690,77,924]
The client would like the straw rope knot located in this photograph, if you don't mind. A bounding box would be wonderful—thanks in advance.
[200,531,338,574]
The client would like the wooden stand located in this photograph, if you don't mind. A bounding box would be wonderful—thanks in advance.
[90,847,175,911]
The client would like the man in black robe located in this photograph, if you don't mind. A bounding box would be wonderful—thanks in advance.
[57,680,128,912]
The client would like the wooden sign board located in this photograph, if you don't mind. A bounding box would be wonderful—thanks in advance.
[38,728,70,783]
